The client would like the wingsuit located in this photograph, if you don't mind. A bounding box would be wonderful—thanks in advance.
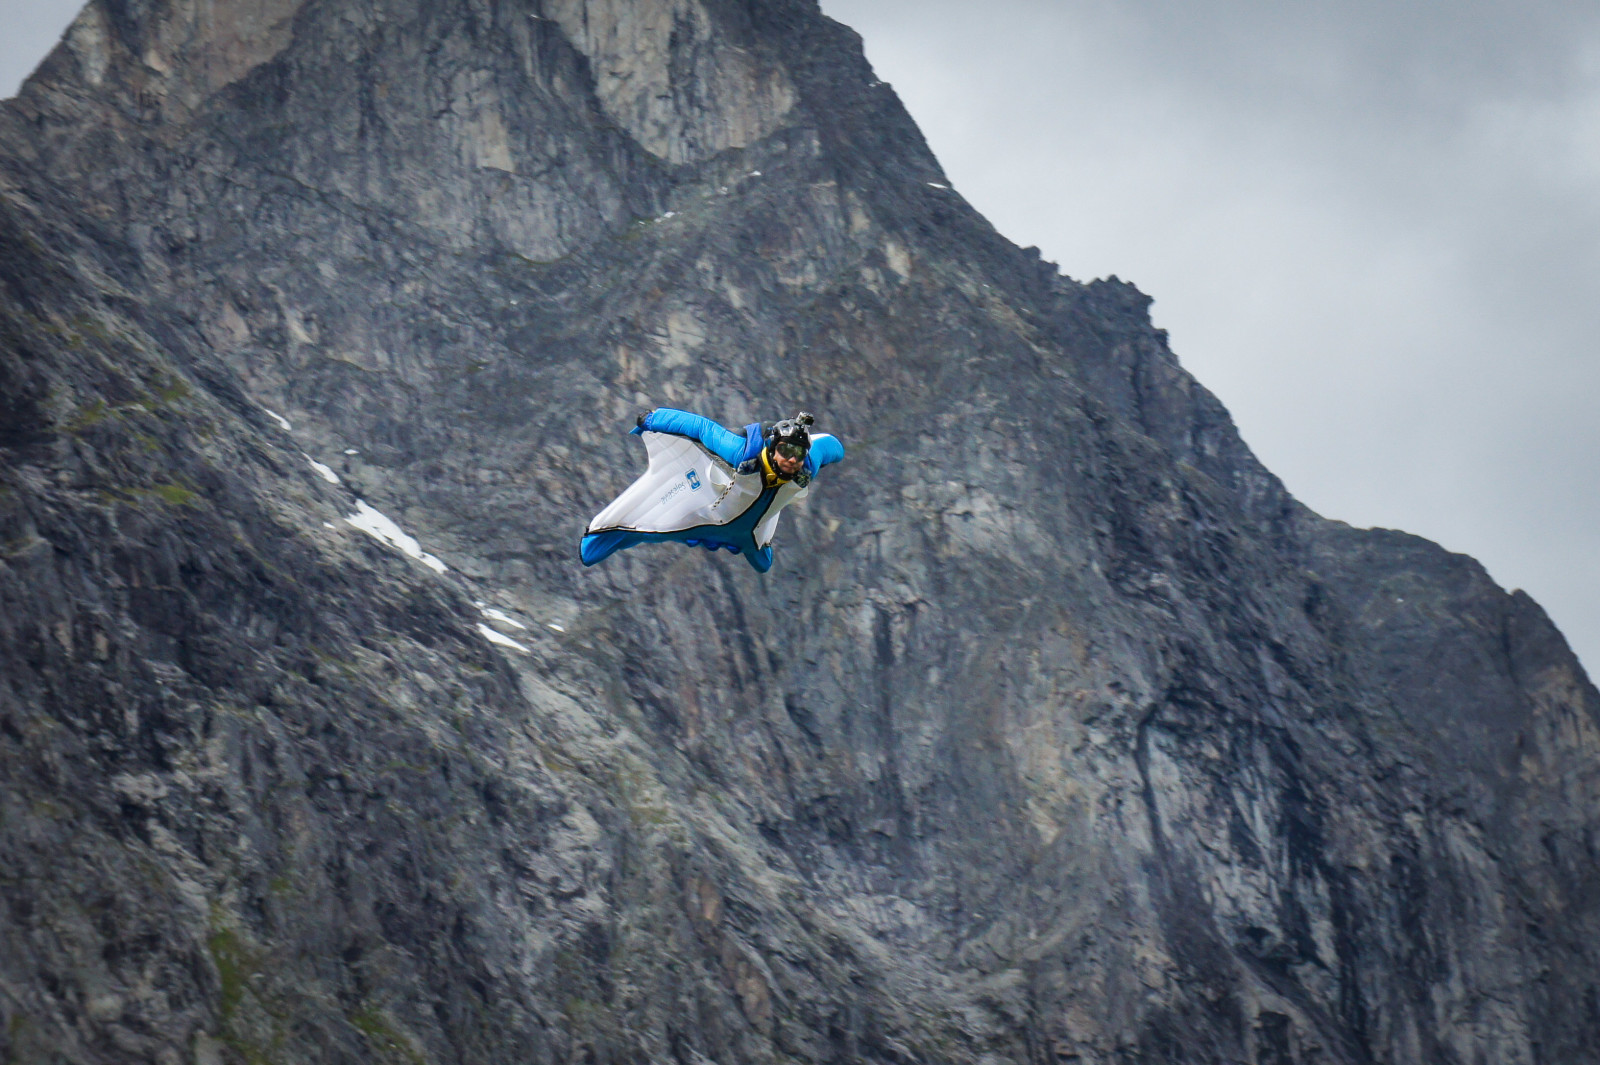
[580,407,845,573]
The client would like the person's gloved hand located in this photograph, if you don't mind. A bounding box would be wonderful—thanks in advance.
[636,408,655,429]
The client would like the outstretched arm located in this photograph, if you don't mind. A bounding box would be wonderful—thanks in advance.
[634,407,749,466]
[808,433,845,472]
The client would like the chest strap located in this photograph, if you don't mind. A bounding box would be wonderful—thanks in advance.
[758,448,788,489]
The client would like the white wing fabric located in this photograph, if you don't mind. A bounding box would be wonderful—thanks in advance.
[585,432,755,535]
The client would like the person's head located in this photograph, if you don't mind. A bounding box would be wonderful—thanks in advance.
[767,412,813,477]
[770,442,804,476]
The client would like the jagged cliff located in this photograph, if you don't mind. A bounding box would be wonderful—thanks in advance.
[3,2,1598,1063]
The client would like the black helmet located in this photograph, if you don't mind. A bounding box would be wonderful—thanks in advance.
[767,412,813,462]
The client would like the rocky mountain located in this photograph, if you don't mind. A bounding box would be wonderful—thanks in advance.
[3,1,1598,1063]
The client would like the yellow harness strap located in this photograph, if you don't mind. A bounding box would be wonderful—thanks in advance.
[759,448,791,489]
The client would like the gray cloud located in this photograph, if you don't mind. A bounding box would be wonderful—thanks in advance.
[822,0,1600,673]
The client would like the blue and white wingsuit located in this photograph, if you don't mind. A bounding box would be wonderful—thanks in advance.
[580,408,845,573]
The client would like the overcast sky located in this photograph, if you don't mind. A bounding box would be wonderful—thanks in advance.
[5,1,1598,674]
[820,0,1600,676]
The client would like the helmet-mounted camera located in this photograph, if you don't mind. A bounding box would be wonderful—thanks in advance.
[767,411,813,461]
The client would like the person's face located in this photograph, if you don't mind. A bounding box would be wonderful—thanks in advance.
[772,447,804,476]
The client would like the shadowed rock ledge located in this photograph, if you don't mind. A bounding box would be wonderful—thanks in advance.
[2,2,1598,1063]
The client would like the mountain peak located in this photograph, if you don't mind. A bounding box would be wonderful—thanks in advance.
[2,3,1597,1063]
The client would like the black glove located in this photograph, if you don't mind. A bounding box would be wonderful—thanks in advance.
[636,408,655,429]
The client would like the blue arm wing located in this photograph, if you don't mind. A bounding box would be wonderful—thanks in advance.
[807,433,844,472]
[633,408,750,466]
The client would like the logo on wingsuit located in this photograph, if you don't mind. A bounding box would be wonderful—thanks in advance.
[685,470,701,490]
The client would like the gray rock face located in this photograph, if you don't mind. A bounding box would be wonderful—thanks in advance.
[3,2,1598,1063]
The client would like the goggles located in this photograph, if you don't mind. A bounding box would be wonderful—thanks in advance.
[773,440,807,461]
